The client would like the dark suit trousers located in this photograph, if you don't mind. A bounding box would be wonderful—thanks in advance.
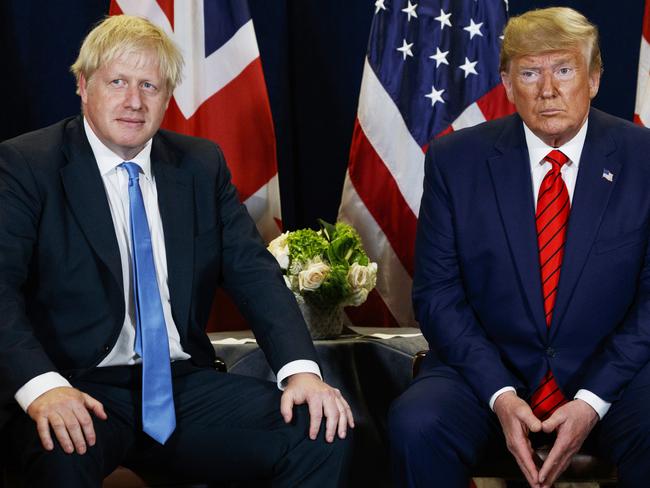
[388,356,650,488]
[7,362,350,487]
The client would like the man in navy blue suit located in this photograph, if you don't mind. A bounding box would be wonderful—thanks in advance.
[0,15,352,487]
[390,7,650,488]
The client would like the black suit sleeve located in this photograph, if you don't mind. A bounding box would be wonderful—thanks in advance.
[0,142,58,394]
[209,145,319,374]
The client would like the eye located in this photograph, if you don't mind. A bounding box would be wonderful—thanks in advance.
[519,70,539,83]
[141,81,158,92]
[110,79,126,87]
[555,66,574,80]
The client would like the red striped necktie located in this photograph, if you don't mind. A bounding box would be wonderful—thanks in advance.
[530,149,570,420]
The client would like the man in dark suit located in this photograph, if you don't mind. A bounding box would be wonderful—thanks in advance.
[389,7,650,488]
[0,15,352,487]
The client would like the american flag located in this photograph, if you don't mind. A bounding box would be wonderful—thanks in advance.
[636,0,650,126]
[109,0,281,242]
[338,0,514,326]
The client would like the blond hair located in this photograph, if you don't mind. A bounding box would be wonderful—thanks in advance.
[71,15,183,93]
[500,7,602,74]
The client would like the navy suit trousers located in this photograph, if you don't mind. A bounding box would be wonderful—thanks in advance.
[7,362,350,487]
[389,357,650,488]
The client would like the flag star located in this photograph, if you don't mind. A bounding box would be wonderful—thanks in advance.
[402,1,418,22]
[459,57,478,77]
[464,19,484,39]
[374,0,386,14]
[435,9,452,30]
[429,47,449,67]
[425,85,445,107]
[397,39,414,60]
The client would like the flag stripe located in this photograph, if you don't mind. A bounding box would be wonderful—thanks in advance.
[348,120,418,276]
[636,0,650,125]
[358,60,426,217]
[339,174,416,325]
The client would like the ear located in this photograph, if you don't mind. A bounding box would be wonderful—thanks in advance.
[588,69,601,100]
[501,71,515,104]
[79,74,89,105]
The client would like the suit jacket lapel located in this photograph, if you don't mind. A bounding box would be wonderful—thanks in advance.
[151,136,194,333]
[487,116,548,338]
[550,110,620,340]
[60,117,123,292]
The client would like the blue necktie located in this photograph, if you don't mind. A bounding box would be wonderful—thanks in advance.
[121,162,176,444]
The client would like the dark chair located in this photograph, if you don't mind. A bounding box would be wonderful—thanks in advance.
[411,350,618,487]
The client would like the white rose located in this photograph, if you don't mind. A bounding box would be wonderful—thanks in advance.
[347,262,378,291]
[346,287,369,306]
[267,232,290,269]
[298,261,330,291]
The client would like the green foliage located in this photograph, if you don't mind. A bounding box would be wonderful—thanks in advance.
[286,228,328,266]
[270,219,376,308]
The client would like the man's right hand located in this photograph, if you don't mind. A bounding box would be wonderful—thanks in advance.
[26,386,107,455]
[493,391,543,488]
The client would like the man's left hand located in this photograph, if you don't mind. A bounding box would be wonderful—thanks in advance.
[280,373,354,443]
[538,399,599,488]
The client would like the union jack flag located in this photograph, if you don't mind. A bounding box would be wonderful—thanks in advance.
[339,0,514,326]
[110,0,281,242]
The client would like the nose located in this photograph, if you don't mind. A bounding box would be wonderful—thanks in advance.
[124,84,142,110]
[539,71,556,99]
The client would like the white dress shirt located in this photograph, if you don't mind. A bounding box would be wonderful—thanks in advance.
[15,119,320,411]
[489,120,611,420]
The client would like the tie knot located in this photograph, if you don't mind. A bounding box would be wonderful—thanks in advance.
[121,162,142,181]
[544,150,569,170]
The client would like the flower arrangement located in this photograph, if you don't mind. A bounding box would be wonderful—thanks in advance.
[267,220,378,310]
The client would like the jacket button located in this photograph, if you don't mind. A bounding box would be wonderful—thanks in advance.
[104,345,110,352]
[546,347,556,358]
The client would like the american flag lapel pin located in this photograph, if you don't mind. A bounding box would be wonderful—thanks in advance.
[602,169,614,182]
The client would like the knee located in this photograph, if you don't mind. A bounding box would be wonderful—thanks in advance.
[388,392,450,454]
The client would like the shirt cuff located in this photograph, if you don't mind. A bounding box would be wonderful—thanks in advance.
[14,372,72,412]
[489,386,517,411]
[276,360,322,390]
[574,389,611,420]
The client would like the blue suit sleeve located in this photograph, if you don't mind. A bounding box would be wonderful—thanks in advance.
[412,146,522,404]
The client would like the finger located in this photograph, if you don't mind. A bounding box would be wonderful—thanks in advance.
[307,397,324,440]
[35,416,54,451]
[322,395,340,443]
[60,410,87,454]
[541,411,563,434]
[508,428,539,486]
[279,391,295,423]
[49,414,75,454]
[512,443,539,487]
[538,438,570,486]
[336,393,355,429]
[83,393,107,420]
[73,405,97,447]
[516,405,542,433]
[334,398,347,439]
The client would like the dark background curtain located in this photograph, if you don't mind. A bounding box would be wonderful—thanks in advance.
[0,0,644,230]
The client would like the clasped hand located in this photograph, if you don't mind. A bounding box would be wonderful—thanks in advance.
[493,392,598,488]
[281,373,354,443]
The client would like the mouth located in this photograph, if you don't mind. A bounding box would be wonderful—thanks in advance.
[538,108,563,116]
[116,118,145,126]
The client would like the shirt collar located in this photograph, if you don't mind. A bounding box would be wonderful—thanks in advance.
[523,118,588,170]
[83,117,153,179]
